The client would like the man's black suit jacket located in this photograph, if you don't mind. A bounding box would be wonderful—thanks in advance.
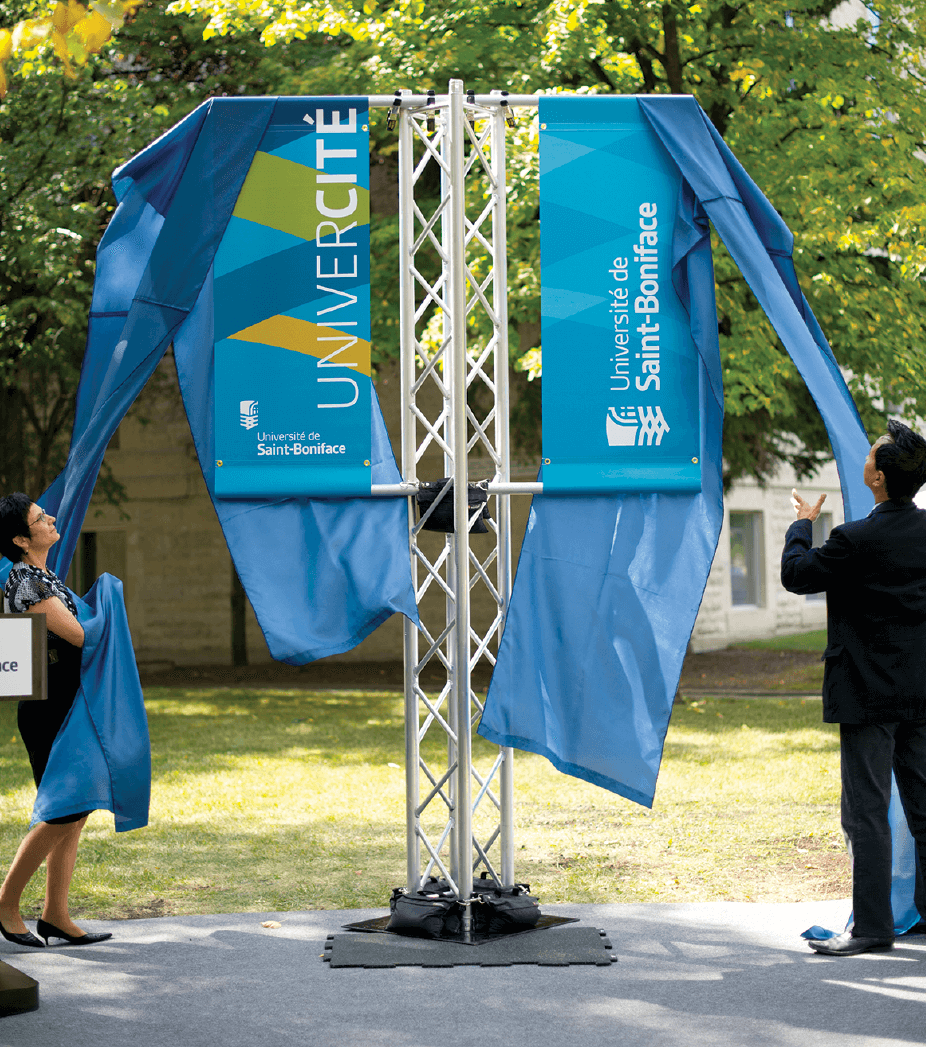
[781,499,926,724]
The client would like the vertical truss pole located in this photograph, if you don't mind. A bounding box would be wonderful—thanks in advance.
[447,79,474,933]
[439,96,458,893]
[398,89,421,895]
[490,97,515,887]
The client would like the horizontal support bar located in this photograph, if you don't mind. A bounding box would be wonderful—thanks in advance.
[368,95,540,108]
[369,482,543,497]
[370,483,418,497]
[487,482,543,495]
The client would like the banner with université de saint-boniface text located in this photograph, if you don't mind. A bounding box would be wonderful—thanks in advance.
[213,97,371,498]
[539,96,702,493]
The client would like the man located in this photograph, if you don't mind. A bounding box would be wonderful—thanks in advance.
[782,420,926,956]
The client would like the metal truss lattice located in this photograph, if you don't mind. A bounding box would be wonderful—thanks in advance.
[398,82,515,905]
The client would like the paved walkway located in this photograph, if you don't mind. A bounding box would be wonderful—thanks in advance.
[2,899,924,1047]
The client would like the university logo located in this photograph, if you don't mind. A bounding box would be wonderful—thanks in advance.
[239,400,259,430]
[606,406,670,447]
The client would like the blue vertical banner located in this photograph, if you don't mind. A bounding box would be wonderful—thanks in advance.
[213,97,372,498]
[539,96,701,493]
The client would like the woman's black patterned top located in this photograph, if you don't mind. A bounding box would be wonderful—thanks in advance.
[4,562,78,622]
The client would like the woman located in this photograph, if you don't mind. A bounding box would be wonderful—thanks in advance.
[0,493,111,947]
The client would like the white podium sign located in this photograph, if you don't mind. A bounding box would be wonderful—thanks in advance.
[0,614,47,701]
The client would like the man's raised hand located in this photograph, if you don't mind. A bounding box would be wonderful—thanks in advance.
[791,489,826,522]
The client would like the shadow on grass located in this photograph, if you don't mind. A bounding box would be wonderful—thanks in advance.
[670,696,838,734]
[143,688,498,770]
[37,816,412,918]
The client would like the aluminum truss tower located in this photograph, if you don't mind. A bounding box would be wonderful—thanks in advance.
[371,81,540,927]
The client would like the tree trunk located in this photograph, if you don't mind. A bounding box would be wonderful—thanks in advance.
[231,561,248,667]
[0,383,27,495]
[661,5,685,95]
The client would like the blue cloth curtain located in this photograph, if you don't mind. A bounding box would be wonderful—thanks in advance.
[1,97,416,837]
[172,268,416,661]
[479,96,918,932]
[480,177,723,808]
[33,574,150,830]
[2,97,417,663]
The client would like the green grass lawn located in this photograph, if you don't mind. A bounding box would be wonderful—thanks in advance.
[732,630,827,652]
[0,689,847,920]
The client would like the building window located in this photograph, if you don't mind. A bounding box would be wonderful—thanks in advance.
[806,512,833,602]
[729,511,764,607]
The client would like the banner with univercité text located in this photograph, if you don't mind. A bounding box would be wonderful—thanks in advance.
[213,97,372,498]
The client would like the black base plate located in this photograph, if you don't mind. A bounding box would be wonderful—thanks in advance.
[343,912,577,945]
[325,923,616,968]
[0,961,38,1018]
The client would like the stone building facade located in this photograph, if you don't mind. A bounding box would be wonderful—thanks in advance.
[690,461,842,651]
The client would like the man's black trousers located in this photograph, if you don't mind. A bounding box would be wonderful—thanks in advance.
[840,720,926,937]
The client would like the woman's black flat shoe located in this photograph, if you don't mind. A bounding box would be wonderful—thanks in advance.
[0,921,45,948]
[36,919,112,946]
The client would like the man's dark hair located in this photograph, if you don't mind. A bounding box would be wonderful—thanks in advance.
[875,420,926,499]
[0,493,34,563]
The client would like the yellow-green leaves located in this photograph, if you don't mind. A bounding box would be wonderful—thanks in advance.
[0,0,141,97]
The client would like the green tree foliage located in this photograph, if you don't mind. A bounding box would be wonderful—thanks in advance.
[0,0,339,497]
[165,0,926,484]
[6,0,926,487]
[0,1,142,100]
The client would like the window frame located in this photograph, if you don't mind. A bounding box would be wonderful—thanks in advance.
[728,510,765,609]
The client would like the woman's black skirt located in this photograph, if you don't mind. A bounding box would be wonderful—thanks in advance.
[17,637,92,825]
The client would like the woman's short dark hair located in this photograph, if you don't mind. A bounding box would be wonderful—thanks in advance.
[0,492,34,562]
[875,420,926,500]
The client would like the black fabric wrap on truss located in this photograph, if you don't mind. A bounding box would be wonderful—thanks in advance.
[415,479,491,534]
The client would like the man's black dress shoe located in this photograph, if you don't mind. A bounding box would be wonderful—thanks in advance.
[808,931,894,956]
[36,918,112,946]
[0,921,45,948]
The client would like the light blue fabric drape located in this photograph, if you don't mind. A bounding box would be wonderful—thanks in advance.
[172,268,415,661]
[638,98,871,517]
[1,97,417,663]
[37,99,274,583]
[32,574,150,830]
[479,95,918,933]
[479,176,724,808]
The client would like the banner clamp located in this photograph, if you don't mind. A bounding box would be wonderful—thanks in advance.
[387,90,402,130]
[500,90,516,128]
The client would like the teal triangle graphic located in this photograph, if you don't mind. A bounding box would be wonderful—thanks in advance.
[540,133,597,175]
[286,290,371,341]
[540,287,607,322]
[214,216,307,278]
[268,134,317,168]
[599,131,675,175]
[540,200,635,267]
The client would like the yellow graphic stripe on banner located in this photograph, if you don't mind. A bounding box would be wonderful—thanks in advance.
[228,315,371,377]
[233,152,370,241]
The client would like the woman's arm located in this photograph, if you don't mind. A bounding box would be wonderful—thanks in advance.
[26,596,85,647]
